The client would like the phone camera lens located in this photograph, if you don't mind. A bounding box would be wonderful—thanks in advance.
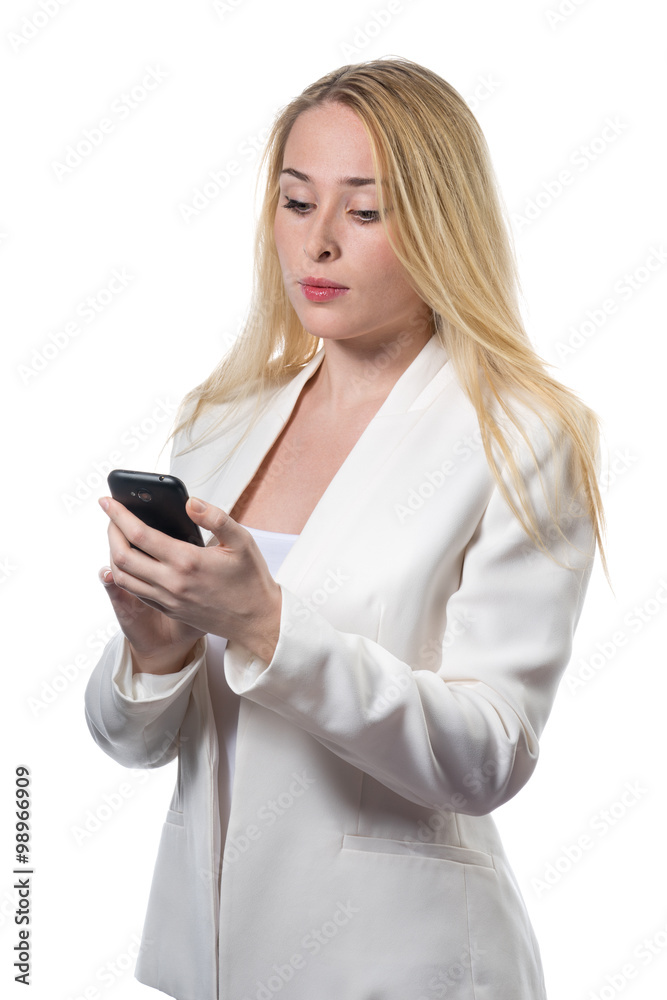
[137,490,152,503]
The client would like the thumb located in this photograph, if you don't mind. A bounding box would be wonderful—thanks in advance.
[186,496,236,546]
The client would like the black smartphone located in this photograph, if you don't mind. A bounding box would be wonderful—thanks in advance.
[107,470,205,547]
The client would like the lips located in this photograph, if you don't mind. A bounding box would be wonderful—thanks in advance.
[299,275,350,303]
[299,276,348,289]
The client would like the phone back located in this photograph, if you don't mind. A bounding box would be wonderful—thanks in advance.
[107,470,205,546]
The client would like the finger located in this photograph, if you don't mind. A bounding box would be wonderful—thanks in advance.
[105,517,203,615]
[185,497,242,548]
[98,565,153,625]
[106,518,177,595]
[107,518,153,574]
[99,496,182,563]
[108,548,174,609]
[133,595,173,614]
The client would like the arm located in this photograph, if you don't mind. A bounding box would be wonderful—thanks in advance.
[85,402,285,770]
[84,411,210,769]
[223,418,597,816]
[84,629,207,769]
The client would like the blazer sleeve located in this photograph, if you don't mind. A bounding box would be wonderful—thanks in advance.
[83,406,210,770]
[84,629,207,769]
[223,414,598,816]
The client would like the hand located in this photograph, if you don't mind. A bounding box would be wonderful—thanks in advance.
[98,495,283,665]
[97,564,203,674]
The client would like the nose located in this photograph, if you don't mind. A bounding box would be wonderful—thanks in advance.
[302,204,341,263]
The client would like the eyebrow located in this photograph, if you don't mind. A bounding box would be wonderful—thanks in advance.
[280,167,376,187]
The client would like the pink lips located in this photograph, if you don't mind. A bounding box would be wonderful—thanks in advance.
[299,276,349,302]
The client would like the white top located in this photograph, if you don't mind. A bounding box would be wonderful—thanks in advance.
[128,524,300,835]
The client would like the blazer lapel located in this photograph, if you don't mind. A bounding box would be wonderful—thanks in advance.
[211,348,326,516]
[207,333,451,591]
[208,334,452,806]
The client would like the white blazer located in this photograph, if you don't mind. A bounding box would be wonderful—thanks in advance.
[85,334,596,1000]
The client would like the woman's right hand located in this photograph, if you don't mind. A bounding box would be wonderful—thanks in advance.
[99,565,204,675]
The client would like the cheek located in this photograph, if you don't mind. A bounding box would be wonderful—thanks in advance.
[272,240,293,286]
[367,240,413,297]
[273,211,293,258]
[272,215,284,257]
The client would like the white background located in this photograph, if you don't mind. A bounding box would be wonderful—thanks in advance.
[1,1,665,998]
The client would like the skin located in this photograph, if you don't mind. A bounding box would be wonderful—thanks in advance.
[273,101,433,408]
[98,100,433,674]
[98,497,282,673]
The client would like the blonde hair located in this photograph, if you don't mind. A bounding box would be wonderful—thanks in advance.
[170,56,609,583]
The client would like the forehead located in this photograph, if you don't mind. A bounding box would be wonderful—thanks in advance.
[282,103,374,176]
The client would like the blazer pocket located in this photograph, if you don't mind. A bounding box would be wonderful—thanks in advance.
[165,808,184,827]
[342,834,494,869]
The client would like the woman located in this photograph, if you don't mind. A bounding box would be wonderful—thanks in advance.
[85,57,607,1000]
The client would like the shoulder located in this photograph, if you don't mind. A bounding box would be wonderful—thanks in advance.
[479,389,598,568]
[172,378,286,456]
[168,376,294,490]
[484,387,574,480]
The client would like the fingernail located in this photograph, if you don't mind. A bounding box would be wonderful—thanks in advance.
[98,497,110,512]
[190,497,206,512]
[100,568,113,583]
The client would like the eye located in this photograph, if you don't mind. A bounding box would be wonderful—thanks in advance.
[351,209,380,225]
[281,197,380,225]
[282,197,312,215]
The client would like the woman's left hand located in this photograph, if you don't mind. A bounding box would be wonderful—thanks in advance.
[98,495,283,663]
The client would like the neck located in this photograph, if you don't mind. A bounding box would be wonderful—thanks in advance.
[307,328,434,412]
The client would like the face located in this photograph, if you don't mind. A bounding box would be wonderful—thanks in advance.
[273,102,432,351]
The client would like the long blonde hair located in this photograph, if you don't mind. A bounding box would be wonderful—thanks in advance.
[170,56,608,583]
